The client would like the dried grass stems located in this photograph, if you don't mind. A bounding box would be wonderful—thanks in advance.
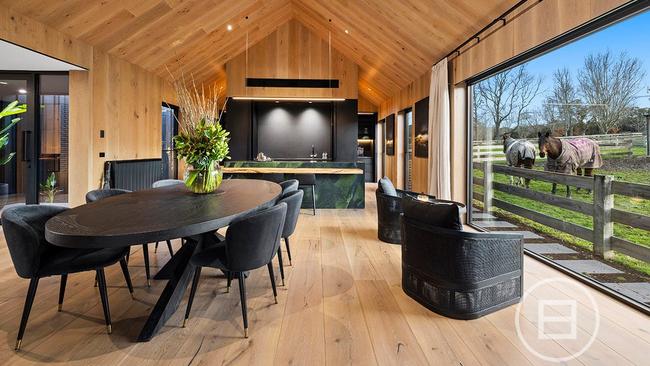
[167,71,227,134]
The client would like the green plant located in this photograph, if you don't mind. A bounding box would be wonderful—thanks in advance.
[0,101,27,165]
[174,119,230,170]
[40,172,61,203]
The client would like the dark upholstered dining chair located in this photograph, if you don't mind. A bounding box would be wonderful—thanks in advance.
[286,173,316,215]
[86,189,157,287]
[183,203,287,338]
[274,189,303,285]
[401,196,523,319]
[279,179,299,196]
[1,205,133,350]
[152,179,184,255]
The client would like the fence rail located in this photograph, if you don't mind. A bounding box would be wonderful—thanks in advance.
[473,162,650,263]
[473,139,636,162]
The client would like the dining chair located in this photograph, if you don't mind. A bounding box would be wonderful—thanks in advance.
[86,189,155,287]
[279,179,299,196]
[274,190,303,286]
[286,173,316,215]
[183,202,287,338]
[152,179,184,255]
[1,205,133,350]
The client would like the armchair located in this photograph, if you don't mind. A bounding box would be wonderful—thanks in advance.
[401,197,523,319]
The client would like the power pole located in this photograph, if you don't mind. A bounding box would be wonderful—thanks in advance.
[645,114,650,156]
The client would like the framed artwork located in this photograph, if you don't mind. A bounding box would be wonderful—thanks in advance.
[414,97,429,158]
[385,114,395,156]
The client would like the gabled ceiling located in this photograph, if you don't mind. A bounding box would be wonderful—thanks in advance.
[2,0,517,105]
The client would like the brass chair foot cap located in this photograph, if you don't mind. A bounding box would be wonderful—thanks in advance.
[226,286,230,293]
[182,319,187,328]
[289,260,292,266]
[244,328,248,338]
[147,280,151,287]
[15,339,22,351]
[281,280,285,287]
[107,325,112,334]
[131,293,135,300]
[274,296,278,304]
[58,304,63,311]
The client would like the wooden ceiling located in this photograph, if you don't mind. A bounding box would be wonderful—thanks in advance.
[3,0,517,105]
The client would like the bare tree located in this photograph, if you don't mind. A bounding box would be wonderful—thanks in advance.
[545,68,581,135]
[474,65,543,138]
[577,50,645,133]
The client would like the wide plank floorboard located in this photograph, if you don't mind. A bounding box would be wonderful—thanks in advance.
[0,184,648,365]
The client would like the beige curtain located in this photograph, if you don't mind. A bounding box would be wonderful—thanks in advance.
[427,59,451,199]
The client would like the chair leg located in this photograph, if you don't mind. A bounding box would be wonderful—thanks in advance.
[16,278,39,350]
[183,266,202,327]
[142,243,151,287]
[311,185,316,215]
[166,240,174,256]
[237,272,249,338]
[155,242,159,253]
[276,247,285,286]
[119,257,135,299]
[284,237,292,266]
[226,271,232,293]
[125,248,130,263]
[58,274,67,311]
[95,268,112,334]
[267,263,278,304]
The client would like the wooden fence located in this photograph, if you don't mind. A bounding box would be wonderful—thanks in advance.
[473,161,650,263]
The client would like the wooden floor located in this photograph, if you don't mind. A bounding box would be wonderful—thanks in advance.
[0,184,649,365]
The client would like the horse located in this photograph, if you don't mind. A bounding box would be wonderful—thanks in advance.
[502,133,536,188]
[538,131,602,197]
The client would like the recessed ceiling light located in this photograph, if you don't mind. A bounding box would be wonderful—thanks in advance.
[344,29,349,34]
[275,100,279,103]
[227,24,233,31]
[0,81,7,85]
[18,89,27,94]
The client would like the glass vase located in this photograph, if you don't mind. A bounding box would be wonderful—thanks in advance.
[183,162,223,194]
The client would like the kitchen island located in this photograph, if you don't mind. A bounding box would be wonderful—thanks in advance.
[223,161,365,209]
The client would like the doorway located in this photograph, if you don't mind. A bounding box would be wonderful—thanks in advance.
[161,104,179,179]
[0,73,70,211]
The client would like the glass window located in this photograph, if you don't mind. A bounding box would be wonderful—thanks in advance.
[469,10,650,308]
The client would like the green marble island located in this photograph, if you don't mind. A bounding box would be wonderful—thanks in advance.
[223,161,365,209]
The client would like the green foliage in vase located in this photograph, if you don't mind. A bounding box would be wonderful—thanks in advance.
[40,172,61,203]
[0,101,27,165]
[174,118,230,171]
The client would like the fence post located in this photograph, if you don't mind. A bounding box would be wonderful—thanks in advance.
[593,175,614,259]
[483,160,492,213]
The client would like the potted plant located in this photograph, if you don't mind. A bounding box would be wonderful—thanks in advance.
[40,172,61,203]
[171,80,229,194]
[0,101,27,202]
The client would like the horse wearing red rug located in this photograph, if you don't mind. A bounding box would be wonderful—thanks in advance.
[538,132,602,197]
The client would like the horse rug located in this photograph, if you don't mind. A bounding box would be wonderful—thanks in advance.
[504,138,536,166]
[546,138,602,174]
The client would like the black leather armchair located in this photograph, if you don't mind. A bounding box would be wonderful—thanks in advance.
[401,198,523,319]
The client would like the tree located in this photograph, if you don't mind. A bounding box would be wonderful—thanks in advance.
[545,68,581,136]
[577,50,645,133]
[474,65,543,138]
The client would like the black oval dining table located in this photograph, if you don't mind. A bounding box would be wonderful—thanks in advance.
[45,179,281,342]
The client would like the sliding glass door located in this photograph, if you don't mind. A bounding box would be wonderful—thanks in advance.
[0,73,69,211]
[0,74,37,210]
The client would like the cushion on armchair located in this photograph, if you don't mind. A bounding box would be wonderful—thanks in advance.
[378,177,398,197]
[402,196,463,230]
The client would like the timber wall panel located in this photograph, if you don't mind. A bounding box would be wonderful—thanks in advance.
[226,20,358,99]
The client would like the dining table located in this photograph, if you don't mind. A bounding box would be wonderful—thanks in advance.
[45,179,281,342]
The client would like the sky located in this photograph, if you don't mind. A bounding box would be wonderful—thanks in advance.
[519,9,650,109]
